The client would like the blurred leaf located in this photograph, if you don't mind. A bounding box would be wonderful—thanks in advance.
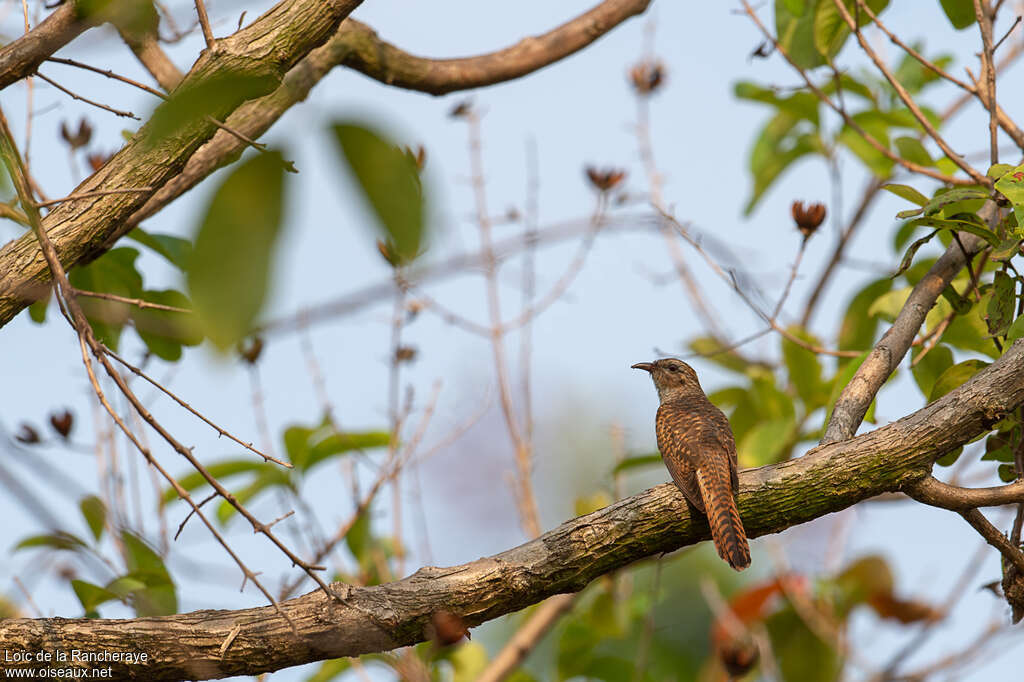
[1008,313,1024,343]
[999,463,1016,482]
[612,453,662,474]
[75,0,157,40]
[775,0,825,69]
[451,642,488,682]
[782,326,828,409]
[161,459,279,506]
[331,122,425,264]
[765,605,843,682]
[121,531,176,616]
[986,270,1016,337]
[935,445,963,466]
[910,344,953,399]
[894,47,954,94]
[744,111,822,214]
[28,291,49,323]
[126,228,192,271]
[575,491,612,517]
[868,286,911,322]
[305,658,350,682]
[688,336,771,377]
[893,137,933,167]
[130,289,203,362]
[839,278,891,351]
[79,495,107,542]
[939,0,977,29]
[215,468,291,524]
[882,183,928,206]
[283,419,390,472]
[944,300,1000,358]
[14,531,88,553]
[739,417,795,467]
[825,351,877,428]
[187,151,287,350]
[813,0,889,62]
[71,580,120,618]
[929,359,989,402]
[839,123,892,177]
[144,70,278,145]
[734,81,820,123]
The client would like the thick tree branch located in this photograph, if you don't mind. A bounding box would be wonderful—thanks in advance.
[336,0,651,95]
[2,339,1023,681]
[0,2,90,91]
[0,0,364,328]
[905,475,1024,510]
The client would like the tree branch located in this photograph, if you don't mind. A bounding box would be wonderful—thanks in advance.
[3,339,1023,680]
[0,0,364,328]
[0,2,90,91]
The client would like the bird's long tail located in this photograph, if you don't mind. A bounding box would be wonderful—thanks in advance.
[696,465,750,571]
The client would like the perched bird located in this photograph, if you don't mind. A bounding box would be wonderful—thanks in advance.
[632,358,751,571]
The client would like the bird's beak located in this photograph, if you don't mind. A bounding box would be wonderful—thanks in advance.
[631,362,654,372]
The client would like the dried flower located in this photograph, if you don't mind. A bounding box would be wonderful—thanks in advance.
[394,346,418,364]
[59,118,93,150]
[585,166,627,193]
[629,60,666,95]
[791,200,826,240]
[86,151,112,172]
[49,410,73,439]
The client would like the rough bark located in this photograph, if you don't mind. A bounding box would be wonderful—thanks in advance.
[2,339,1022,681]
[0,2,89,91]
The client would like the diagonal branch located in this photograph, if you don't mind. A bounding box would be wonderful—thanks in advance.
[2,339,1024,680]
[0,2,91,91]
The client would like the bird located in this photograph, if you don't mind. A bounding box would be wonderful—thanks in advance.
[632,358,751,571]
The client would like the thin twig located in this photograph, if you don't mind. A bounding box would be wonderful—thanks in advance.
[33,72,138,119]
[194,0,215,47]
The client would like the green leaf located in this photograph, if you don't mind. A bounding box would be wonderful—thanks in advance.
[688,336,770,377]
[782,326,828,409]
[187,151,287,350]
[575,491,612,517]
[939,0,977,29]
[910,344,953,399]
[775,0,826,69]
[69,247,144,350]
[71,580,120,617]
[922,186,989,218]
[882,183,928,206]
[306,659,351,682]
[215,469,290,524]
[929,360,989,402]
[825,351,877,428]
[331,122,425,264]
[121,531,177,616]
[986,270,1016,337]
[75,0,158,40]
[839,124,892,177]
[144,70,278,146]
[283,419,391,472]
[79,495,107,542]
[988,163,1015,179]
[905,216,998,246]
[14,531,88,553]
[28,291,49,323]
[813,0,890,62]
[739,417,795,467]
[1008,313,1024,343]
[161,459,272,506]
[126,229,192,271]
[893,230,938,278]
[612,453,662,474]
[839,278,891,351]
[944,299,1001,358]
[893,137,933,167]
[130,289,202,362]
[734,81,820,123]
[936,445,963,466]
[994,163,1024,226]
[745,113,821,213]
[345,510,371,565]
[868,286,911,321]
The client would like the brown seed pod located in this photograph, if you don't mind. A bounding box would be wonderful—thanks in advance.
[238,337,264,365]
[15,423,40,444]
[791,200,827,239]
[585,166,627,192]
[628,60,666,95]
[49,410,73,439]
[59,118,93,150]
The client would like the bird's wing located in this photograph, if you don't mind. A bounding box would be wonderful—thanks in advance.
[655,403,705,512]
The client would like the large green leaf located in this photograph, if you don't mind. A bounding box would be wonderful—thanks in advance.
[739,417,796,467]
[782,326,828,410]
[995,163,1024,226]
[939,0,977,29]
[929,360,989,402]
[910,344,953,399]
[839,278,891,351]
[121,531,177,616]
[79,495,107,542]
[744,109,822,213]
[130,289,202,361]
[331,122,425,264]
[187,151,287,350]
[71,580,120,618]
[69,247,144,350]
[775,0,825,69]
[283,418,391,472]
[813,0,890,61]
[986,270,1016,337]
[126,228,192,271]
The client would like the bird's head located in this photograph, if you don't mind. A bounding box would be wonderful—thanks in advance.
[631,357,702,401]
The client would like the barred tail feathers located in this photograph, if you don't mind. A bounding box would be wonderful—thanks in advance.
[695,466,751,571]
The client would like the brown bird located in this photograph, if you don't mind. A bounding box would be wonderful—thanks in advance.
[633,358,751,571]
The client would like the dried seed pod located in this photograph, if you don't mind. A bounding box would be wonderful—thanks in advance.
[238,337,264,365]
[585,166,627,192]
[59,118,93,150]
[394,346,418,364]
[629,59,666,95]
[49,410,73,439]
[15,424,40,444]
[449,100,473,118]
[791,200,827,239]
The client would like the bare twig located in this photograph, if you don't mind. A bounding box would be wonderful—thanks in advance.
[34,71,138,119]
